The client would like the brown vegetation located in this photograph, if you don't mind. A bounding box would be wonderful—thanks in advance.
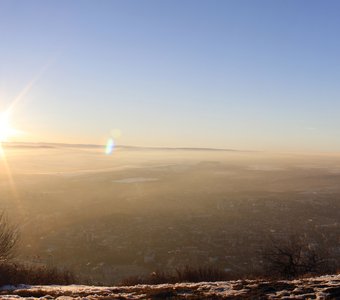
[120,265,232,285]
[0,262,75,285]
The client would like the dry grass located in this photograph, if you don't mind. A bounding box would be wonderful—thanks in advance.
[120,265,233,285]
[0,262,76,285]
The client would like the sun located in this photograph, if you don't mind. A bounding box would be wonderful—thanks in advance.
[0,110,18,142]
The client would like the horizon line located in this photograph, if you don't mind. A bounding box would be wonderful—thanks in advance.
[2,141,244,152]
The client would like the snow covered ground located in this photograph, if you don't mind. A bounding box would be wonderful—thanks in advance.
[0,274,339,299]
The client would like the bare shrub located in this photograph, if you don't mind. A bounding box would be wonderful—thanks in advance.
[261,235,334,278]
[0,212,18,261]
[0,211,76,285]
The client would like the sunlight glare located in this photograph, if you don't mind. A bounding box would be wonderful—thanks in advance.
[0,110,19,142]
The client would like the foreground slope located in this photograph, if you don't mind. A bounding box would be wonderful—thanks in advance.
[0,274,339,299]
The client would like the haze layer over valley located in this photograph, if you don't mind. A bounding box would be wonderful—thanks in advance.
[1,144,339,283]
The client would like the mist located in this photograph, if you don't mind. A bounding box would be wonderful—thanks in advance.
[0,143,339,283]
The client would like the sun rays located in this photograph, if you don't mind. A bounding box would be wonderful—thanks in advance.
[0,110,20,142]
[0,67,47,218]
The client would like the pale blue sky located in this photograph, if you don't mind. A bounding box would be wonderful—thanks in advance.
[0,0,340,151]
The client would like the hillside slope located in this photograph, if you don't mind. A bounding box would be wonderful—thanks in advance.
[0,274,339,299]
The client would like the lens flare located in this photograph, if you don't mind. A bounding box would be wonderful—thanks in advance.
[105,138,115,155]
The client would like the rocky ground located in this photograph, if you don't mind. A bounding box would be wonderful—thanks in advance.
[0,274,339,299]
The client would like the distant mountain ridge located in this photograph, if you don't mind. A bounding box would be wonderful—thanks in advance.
[1,142,239,152]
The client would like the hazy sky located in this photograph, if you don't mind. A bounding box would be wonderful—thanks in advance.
[1,0,340,151]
